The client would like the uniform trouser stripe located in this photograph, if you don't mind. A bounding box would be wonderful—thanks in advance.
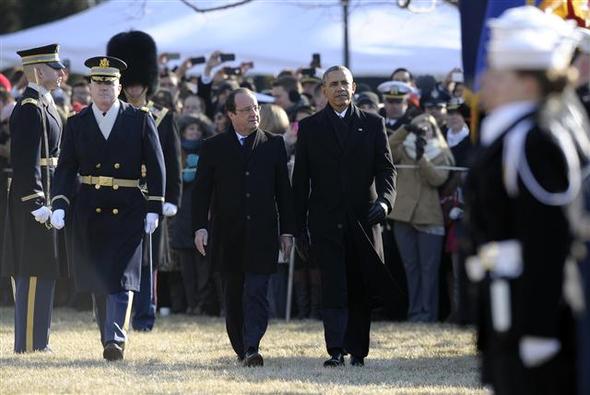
[123,292,134,332]
[93,291,133,346]
[26,277,38,352]
[13,277,55,352]
[10,277,16,303]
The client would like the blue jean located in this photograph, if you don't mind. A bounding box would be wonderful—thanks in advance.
[394,221,443,322]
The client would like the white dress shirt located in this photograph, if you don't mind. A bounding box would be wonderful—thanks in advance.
[334,108,348,118]
[92,100,121,140]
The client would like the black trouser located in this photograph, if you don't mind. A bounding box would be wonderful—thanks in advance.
[177,249,212,312]
[223,272,270,358]
[318,219,371,358]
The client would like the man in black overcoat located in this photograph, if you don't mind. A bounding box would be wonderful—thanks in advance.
[192,88,295,367]
[1,44,66,353]
[292,65,397,367]
[107,30,182,332]
[50,56,165,361]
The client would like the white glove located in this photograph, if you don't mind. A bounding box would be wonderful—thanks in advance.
[145,212,159,234]
[449,207,463,221]
[162,202,178,217]
[50,209,65,229]
[519,336,561,368]
[31,206,52,224]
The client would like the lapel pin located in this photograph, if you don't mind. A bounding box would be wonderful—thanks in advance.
[358,128,363,132]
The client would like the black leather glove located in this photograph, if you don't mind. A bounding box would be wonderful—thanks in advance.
[415,136,426,161]
[367,201,387,226]
[295,230,311,262]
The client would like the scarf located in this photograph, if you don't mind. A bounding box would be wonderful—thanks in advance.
[446,125,469,148]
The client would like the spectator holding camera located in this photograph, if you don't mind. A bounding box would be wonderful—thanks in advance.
[388,114,454,322]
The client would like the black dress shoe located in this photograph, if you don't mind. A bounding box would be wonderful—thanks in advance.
[323,353,345,367]
[243,351,263,367]
[350,356,364,366]
[103,342,124,361]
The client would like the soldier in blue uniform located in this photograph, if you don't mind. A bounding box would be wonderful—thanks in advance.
[106,30,182,331]
[1,44,66,353]
[50,56,165,361]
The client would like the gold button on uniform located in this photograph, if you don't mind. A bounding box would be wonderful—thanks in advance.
[95,208,102,213]
[96,163,101,169]
[113,185,119,190]
[114,163,120,169]
[95,184,101,190]
[112,209,119,215]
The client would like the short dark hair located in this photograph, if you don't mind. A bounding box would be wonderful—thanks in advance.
[272,76,300,93]
[225,87,254,113]
[321,65,353,85]
[390,67,414,82]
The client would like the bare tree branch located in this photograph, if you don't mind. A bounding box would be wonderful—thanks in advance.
[179,0,254,13]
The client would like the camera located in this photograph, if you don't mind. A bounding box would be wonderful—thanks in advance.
[189,56,206,65]
[223,67,242,76]
[163,52,181,60]
[311,53,321,68]
[220,53,236,62]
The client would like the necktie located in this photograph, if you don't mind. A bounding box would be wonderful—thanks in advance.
[240,136,246,146]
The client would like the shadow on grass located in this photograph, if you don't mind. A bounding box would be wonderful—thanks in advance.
[0,354,481,389]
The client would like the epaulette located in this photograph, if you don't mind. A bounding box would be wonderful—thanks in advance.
[21,98,39,107]
[146,101,168,127]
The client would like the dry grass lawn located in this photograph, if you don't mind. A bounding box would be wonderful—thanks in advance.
[0,307,484,394]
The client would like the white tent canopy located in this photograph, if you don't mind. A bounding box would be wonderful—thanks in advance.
[0,0,461,77]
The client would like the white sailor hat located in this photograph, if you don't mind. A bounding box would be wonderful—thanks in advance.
[377,80,412,100]
[487,5,580,72]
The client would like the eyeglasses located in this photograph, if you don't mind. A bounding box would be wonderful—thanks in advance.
[235,104,260,114]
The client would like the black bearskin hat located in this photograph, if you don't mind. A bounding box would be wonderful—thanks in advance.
[107,30,159,96]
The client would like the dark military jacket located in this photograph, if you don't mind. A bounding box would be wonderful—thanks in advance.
[2,86,65,278]
[51,100,165,293]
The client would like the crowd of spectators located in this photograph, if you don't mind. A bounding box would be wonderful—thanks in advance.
[0,51,474,323]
